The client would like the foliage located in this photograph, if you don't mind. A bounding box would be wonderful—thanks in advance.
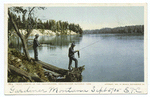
[9,7,45,37]
[8,7,46,60]
[84,25,144,34]
[8,7,83,34]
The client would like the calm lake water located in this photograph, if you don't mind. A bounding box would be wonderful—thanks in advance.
[9,34,144,82]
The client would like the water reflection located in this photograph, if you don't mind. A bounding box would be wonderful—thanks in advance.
[8,34,143,52]
[97,33,144,40]
[9,36,22,51]
[8,33,144,82]
[39,35,83,49]
[9,34,83,52]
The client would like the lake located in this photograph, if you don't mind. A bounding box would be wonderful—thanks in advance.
[9,34,144,82]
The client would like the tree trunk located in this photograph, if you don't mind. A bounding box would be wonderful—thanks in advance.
[20,36,31,60]
[8,10,31,61]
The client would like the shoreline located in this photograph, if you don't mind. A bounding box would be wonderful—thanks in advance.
[9,29,79,37]
[19,29,78,36]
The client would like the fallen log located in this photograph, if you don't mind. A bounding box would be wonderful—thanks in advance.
[8,65,46,82]
[43,68,62,77]
[35,60,68,75]
[35,60,85,81]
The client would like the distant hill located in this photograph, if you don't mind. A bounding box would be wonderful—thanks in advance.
[84,25,144,34]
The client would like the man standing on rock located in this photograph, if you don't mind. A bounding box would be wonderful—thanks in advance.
[68,42,79,71]
[33,34,40,61]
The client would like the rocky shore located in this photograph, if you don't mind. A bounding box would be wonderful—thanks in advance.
[8,48,85,82]
[18,29,78,36]
[8,48,50,82]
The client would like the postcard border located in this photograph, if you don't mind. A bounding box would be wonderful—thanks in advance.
[4,3,148,94]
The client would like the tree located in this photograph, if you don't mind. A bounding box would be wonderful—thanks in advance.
[8,7,45,61]
[51,20,56,32]
[56,21,60,32]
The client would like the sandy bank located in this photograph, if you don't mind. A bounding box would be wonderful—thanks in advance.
[19,29,77,36]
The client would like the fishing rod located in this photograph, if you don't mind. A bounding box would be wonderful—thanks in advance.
[27,44,55,49]
[79,40,100,51]
[75,40,101,58]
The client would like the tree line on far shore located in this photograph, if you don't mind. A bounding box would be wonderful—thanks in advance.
[8,11,83,34]
[84,25,144,34]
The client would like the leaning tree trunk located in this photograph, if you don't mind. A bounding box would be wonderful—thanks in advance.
[8,10,31,61]
[19,35,31,61]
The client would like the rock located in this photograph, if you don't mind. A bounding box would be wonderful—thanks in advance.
[19,64,27,71]
[16,58,21,63]
[34,73,39,77]
[66,65,85,82]
[44,72,56,81]
[10,55,15,60]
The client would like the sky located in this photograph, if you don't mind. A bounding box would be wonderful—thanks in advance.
[35,6,144,30]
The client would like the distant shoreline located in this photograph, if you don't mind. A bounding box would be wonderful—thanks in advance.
[83,25,144,34]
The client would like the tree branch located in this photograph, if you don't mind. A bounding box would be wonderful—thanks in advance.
[25,7,35,39]
[8,9,22,38]
[29,7,35,15]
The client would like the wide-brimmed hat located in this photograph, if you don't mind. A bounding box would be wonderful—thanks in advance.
[71,42,75,46]
[35,34,39,37]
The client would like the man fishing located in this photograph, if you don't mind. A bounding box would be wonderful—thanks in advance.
[68,42,79,71]
[33,34,40,61]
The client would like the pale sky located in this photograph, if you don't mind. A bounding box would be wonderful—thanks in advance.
[35,6,144,30]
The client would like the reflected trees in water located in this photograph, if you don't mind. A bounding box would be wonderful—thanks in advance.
[9,34,83,52]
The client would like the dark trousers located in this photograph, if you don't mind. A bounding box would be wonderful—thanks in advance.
[68,57,78,70]
[33,47,38,61]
